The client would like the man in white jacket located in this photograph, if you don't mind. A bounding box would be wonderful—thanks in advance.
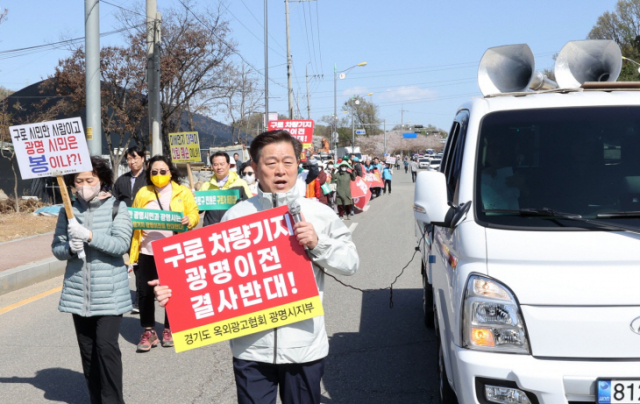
[152,130,359,404]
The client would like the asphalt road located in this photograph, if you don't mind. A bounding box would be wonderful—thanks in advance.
[0,168,440,404]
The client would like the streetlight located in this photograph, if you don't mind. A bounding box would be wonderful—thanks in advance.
[334,62,367,160]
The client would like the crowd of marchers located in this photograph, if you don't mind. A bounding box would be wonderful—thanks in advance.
[50,130,359,404]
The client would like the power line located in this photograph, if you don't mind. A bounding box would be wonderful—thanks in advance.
[306,2,319,75]
[238,0,287,53]
[176,0,288,90]
[219,1,286,58]
[0,23,147,61]
[100,0,146,18]
[314,1,324,74]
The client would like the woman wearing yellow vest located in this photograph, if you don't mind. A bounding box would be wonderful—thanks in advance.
[129,155,199,352]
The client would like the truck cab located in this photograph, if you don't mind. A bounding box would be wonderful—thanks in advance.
[415,40,640,404]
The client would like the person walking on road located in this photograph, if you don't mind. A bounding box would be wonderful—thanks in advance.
[129,155,200,352]
[151,130,359,404]
[332,160,357,220]
[404,159,409,174]
[199,152,252,227]
[112,145,147,315]
[52,156,133,404]
[382,163,393,195]
[410,158,419,183]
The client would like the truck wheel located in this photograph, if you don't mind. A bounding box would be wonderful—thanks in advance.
[439,340,458,404]
[422,262,435,328]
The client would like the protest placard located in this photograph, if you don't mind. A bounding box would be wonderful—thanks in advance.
[169,131,201,163]
[128,208,187,233]
[351,177,371,211]
[153,205,323,352]
[10,117,92,180]
[385,156,397,165]
[268,120,314,161]
[364,172,384,188]
[195,190,240,211]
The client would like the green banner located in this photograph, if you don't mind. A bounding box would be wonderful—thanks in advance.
[195,189,240,211]
[128,208,187,232]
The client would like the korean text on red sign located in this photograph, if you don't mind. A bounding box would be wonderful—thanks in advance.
[267,120,315,143]
[152,205,323,352]
[10,117,92,180]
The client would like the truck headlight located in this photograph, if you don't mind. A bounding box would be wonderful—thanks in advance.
[462,275,530,354]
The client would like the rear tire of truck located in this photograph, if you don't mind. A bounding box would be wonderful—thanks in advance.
[422,260,435,328]
[439,340,458,404]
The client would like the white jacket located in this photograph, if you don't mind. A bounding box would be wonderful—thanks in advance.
[221,185,359,364]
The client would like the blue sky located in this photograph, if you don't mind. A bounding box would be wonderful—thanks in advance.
[0,0,621,132]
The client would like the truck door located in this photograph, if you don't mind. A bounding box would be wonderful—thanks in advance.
[433,110,469,388]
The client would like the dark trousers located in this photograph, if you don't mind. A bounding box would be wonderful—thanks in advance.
[337,204,352,217]
[384,179,392,194]
[233,358,325,404]
[72,314,125,404]
[136,253,170,329]
[405,166,408,173]
[411,171,417,182]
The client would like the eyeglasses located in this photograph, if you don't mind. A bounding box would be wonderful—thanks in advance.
[151,169,169,176]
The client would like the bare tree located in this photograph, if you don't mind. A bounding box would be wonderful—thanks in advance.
[45,43,148,180]
[221,65,264,144]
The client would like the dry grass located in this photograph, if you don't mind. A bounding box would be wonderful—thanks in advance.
[0,199,58,242]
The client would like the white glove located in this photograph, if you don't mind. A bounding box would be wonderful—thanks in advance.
[68,221,92,242]
[69,238,84,254]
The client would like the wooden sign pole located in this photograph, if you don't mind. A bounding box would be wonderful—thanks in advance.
[186,163,195,191]
[56,175,85,259]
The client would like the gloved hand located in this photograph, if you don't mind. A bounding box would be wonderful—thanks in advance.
[68,221,92,242]
[69,238,84,254]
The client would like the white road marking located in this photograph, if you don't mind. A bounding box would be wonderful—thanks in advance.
[348,223,358,233]
[363,205,370,212]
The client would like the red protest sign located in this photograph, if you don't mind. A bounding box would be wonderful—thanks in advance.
[152,205,323,352]
[364,171,384,188]
[351,177,371,211]
[267,120,314,143]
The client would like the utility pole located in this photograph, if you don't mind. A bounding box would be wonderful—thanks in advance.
[285,0,294,119]
[264,0,269,131]
[400,105,407,129]
[85,0,101,155]
[351,107,355,152]
[383,119,387,155]
[147,0,162,155]
[306,64,311,119]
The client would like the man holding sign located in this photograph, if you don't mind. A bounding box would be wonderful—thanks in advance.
[152,131,359,404]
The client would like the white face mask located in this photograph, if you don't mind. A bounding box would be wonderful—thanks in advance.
[327,165,334,170]
[340,166,347,172]
[77,182,101,201]
[230,167,237,173]
[243,173,256,184]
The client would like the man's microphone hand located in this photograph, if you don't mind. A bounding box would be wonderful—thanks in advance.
[294,215,318,250]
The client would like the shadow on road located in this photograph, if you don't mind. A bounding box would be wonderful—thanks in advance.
[0,368,89,404]
[321,289,440,404]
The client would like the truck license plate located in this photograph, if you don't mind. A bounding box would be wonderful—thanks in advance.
[598,380,640,403]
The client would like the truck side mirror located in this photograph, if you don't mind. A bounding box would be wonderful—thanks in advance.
[413,171,451,227]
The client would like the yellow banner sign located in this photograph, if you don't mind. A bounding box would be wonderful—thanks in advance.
[173,296,323,352]
[169,131,201,163]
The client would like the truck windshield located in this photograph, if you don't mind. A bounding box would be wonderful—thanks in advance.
[475,106,640,229]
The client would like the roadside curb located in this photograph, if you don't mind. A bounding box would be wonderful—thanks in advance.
[0,257,65,296]
[0,231,55,247]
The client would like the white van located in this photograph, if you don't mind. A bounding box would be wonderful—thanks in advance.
[414,40,640,403]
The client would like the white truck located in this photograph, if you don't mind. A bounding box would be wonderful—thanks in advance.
[414,40,640,403]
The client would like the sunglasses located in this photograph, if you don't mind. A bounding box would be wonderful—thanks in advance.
[151,169,169,176]
[242,172,254,176]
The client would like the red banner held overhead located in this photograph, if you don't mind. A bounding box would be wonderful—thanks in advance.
[152,205,323,352]
[364,171,384,189]
[267,120,314,143]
